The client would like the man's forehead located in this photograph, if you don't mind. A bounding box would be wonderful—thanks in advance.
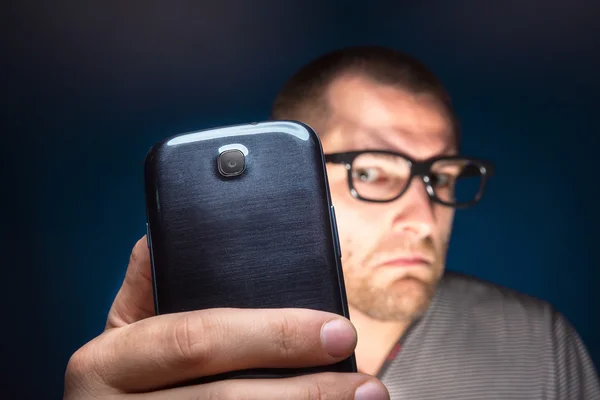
[322,75,456,158]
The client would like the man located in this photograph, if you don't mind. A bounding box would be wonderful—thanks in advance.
[64,46,599,399]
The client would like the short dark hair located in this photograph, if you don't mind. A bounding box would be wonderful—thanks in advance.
[270,45,460,147]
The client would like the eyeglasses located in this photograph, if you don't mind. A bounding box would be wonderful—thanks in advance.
[324,150,495,208]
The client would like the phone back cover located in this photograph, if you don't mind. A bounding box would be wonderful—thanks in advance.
[144,121,355,380]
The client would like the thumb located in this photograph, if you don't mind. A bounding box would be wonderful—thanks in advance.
[105,236,155,330]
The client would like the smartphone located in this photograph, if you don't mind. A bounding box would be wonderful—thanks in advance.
[143,120,357,382]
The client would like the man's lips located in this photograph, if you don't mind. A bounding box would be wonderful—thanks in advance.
[378,255,433,268]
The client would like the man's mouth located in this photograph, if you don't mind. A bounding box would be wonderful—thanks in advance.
[378,254,433,268]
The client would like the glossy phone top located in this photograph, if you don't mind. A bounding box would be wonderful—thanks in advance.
[144,121,348,320]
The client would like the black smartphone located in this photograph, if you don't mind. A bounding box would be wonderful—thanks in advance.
[143,120,357,382]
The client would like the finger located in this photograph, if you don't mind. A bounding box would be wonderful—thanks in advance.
[132,373,389,400]
[95,308,358,392]
[106,236,155,330]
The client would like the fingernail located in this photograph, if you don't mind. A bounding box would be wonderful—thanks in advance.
[320,319,357,357]
[355,381,389,400]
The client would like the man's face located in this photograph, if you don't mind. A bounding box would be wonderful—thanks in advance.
[319,75,457,322]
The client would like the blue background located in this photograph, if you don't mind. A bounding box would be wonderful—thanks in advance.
[4,1,599,398]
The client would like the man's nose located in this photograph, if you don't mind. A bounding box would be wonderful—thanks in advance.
[390,177,435,238]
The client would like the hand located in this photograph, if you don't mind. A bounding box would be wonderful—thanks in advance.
[64,236,389,399]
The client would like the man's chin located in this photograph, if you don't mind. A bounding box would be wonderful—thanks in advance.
[391,277,434,310]
[355,277,436,321]
[390,275,428,287]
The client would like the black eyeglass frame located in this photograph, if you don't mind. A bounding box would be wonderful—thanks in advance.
[324,150,495,209]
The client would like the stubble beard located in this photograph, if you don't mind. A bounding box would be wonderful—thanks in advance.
[346,273,440,322]
[344,239,447,322]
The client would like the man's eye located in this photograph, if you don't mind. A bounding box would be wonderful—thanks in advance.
[430,173,452,187]
[353,167,381,182]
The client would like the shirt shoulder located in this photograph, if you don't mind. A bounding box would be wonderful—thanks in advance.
[420,271,560,370]
[438,270,557,326]
[382,271,600,399]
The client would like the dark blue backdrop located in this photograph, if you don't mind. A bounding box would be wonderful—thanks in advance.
[4,1,599,398]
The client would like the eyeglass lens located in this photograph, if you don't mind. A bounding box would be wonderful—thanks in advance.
[351,153,484,204]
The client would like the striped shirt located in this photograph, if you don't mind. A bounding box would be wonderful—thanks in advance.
[379,271,600,399]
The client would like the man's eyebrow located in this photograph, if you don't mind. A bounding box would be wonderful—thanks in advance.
[439,141,459,155]
[358,129,400,149]
[353,126,457,155]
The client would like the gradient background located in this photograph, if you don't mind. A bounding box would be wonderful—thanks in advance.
[3,1,599,398]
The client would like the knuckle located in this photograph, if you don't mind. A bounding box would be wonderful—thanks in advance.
[65,346,90,382]
[302,380,326,400]
[306,373,349,400]
[128,245,139,266]
[64,342,106,399]
[171,313,217,366]
[172,314,197,363]
[127,237,147,268]
[301,381,323,400]
[270,314,303,358]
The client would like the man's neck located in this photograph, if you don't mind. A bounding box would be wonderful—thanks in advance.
[349,306,412,376]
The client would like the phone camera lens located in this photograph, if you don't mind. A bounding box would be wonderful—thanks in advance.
[218,149,245,177]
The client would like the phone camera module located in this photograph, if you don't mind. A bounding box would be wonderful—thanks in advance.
[218,149,245,177]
